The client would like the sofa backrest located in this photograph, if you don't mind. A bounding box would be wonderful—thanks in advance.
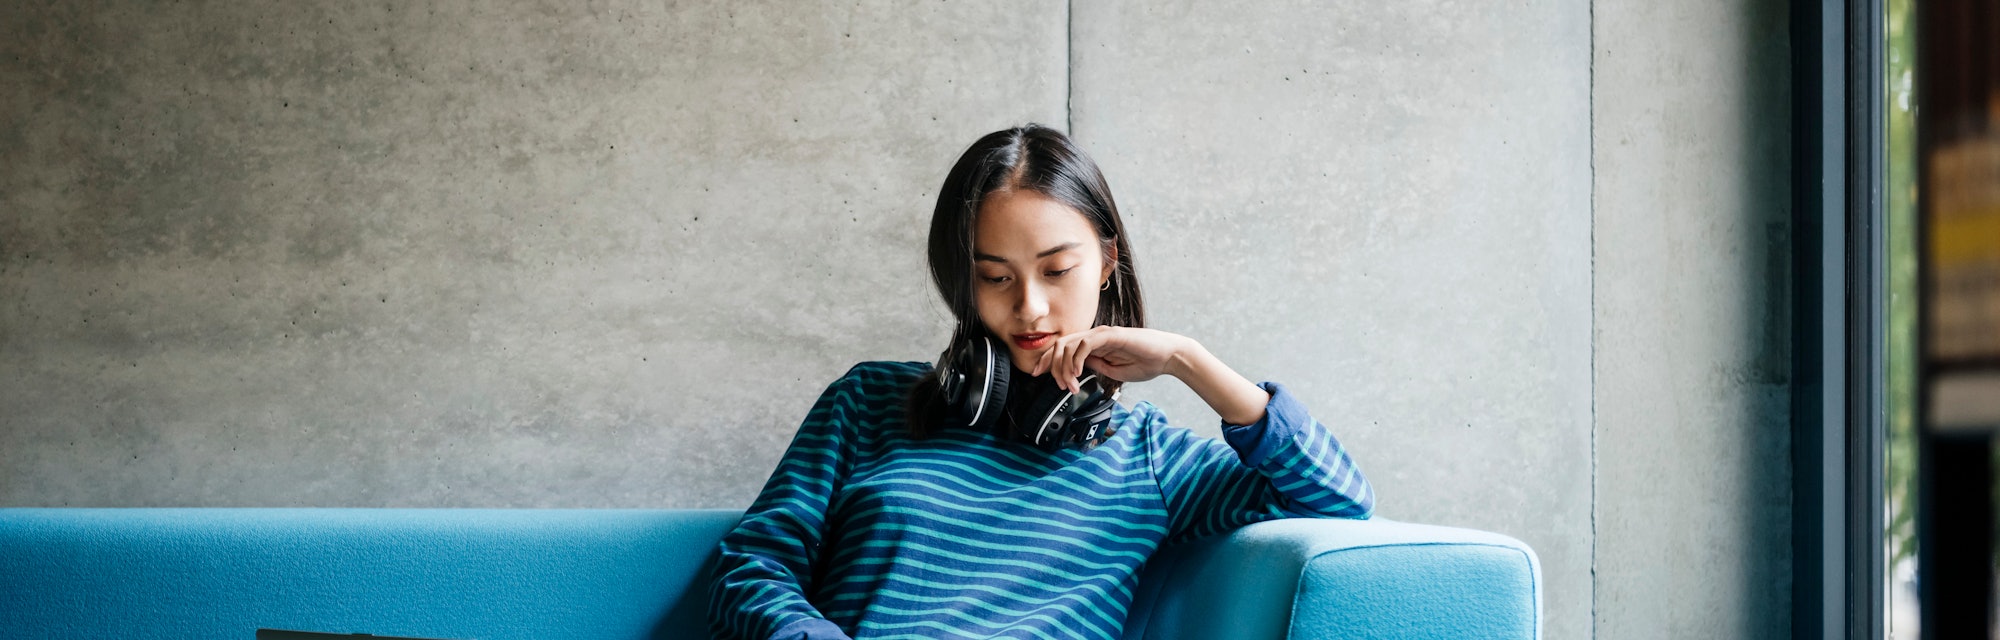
[1,509,1541,640]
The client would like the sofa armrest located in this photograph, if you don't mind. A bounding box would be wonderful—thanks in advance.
[1122,518,1542,640]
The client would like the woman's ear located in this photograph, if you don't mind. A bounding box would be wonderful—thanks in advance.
[1100,243,1119,289]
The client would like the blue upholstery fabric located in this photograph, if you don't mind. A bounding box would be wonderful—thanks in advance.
[0,509,739,640]
[1124,518,1541,640]
[0,509,1539,640]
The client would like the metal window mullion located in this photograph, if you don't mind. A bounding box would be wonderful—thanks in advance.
[1792,0,1852,637]
[1843,0,1888,636]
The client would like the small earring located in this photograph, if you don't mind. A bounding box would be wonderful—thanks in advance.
[1100,278,1112,291]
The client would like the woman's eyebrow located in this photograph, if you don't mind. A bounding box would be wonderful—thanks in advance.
[973,242,1079,263]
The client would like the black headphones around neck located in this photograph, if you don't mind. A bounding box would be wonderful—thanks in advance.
[936,333,1120,450]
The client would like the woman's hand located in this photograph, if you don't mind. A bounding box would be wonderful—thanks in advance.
[1030,326,1195,392]
[1031,326,1272,425]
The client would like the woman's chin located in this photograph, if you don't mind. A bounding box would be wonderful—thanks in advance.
[1008,351,1045,377]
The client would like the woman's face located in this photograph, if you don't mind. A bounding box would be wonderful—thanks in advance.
[971,189,1112,374]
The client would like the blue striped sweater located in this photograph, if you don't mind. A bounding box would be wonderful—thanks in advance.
[708,360,1375,640]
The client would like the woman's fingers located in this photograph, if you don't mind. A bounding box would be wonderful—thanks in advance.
[1046,329,1085,393]
[1058,334,1084,393]
[1036,337,1063,386]
[1035,332,1080,380]
[1032,326,1137,392]
[1066,327,1119,392]
[1071,333,1091,385]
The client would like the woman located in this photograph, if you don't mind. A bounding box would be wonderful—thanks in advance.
[708,124,1375,640]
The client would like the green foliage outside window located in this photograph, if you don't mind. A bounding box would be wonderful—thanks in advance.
[1884,0,1915,569]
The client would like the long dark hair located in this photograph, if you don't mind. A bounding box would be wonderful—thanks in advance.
[904,124,1146,437]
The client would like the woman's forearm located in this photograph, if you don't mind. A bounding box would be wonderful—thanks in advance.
[1166,339,1270,426]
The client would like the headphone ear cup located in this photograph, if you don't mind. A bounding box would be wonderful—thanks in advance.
[1064,374,1117,444]
[975,339,1012,432]
[1069,386,1117,444]
[1073,374,1115,413]
[1015,371,1114,449]
[1012,378,1065,448]
[946,333,1015,433]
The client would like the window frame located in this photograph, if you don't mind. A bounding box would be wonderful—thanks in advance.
[1790,0,1887,638]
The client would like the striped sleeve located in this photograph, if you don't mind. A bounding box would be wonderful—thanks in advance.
[1149,381,1375,546]
[707,367,866,640]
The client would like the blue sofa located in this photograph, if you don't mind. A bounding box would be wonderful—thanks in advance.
[0,509,1540,639]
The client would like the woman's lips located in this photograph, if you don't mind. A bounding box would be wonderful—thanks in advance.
[1013,333,1053,350]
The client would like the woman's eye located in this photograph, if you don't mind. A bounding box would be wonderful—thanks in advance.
[981,275,1011,284]
[1045,268,1074,278]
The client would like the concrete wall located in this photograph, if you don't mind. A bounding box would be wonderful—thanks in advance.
[1,0,1793,637]
[1,0,1065,508]
[1069,3,1593,638]
[1591,0,1796,636]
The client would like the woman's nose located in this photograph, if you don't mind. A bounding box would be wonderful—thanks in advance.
[1017,279,1049,321]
